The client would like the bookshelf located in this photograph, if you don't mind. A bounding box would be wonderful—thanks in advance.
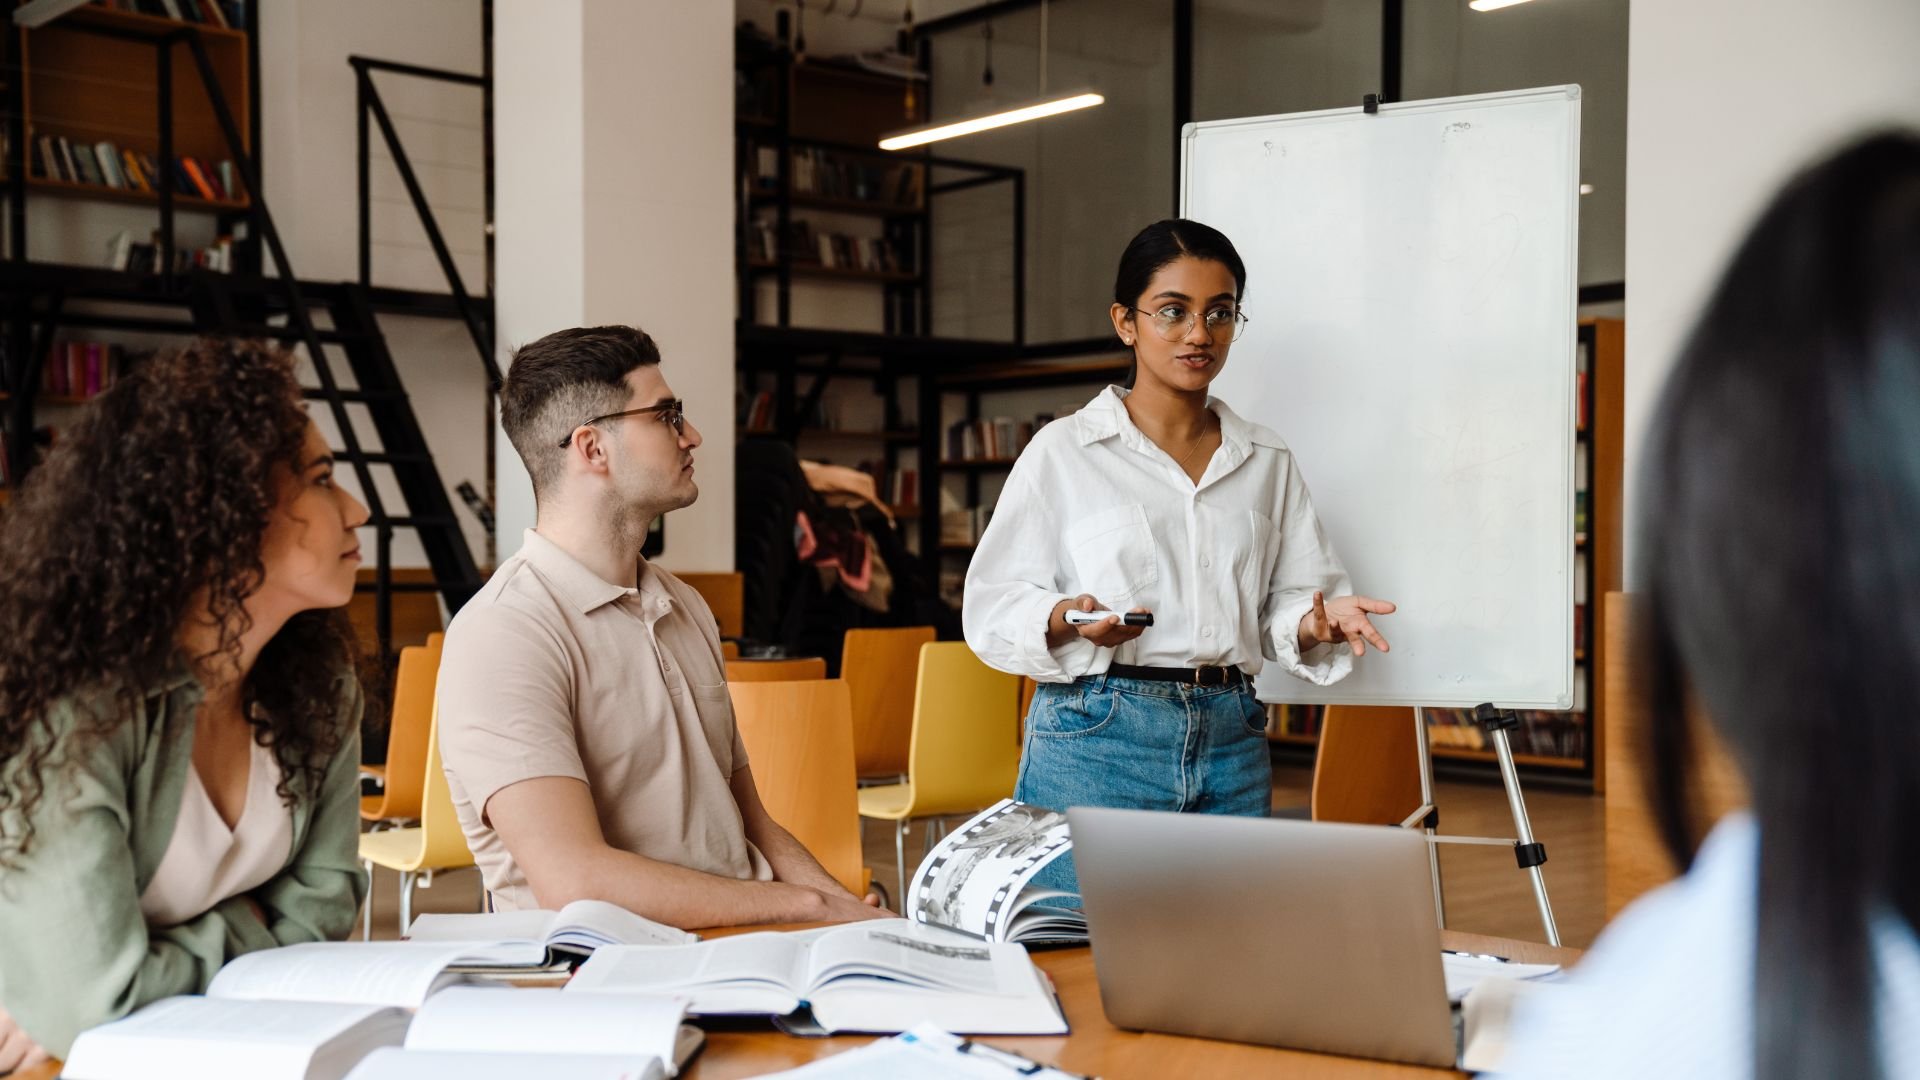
[736,40,930,335]
[1269,319,1626,788]
[15,3,253,210]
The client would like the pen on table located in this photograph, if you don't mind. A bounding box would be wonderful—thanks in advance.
[1443,949,1511,963]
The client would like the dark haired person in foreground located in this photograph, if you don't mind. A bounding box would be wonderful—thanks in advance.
[435,325,886,927]
[1491,135,1920,1078]
[963,218,1396,898]
[0,341,372,1066]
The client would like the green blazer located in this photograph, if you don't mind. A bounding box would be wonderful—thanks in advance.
[0,662,366,1057]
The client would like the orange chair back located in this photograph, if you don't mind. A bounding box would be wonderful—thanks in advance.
[840,626,937,778]
[1310,704,1424,826]
[361,632,445,822]
[729,679,865,895]
[727,657,827,682]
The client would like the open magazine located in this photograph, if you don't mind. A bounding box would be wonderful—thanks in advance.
[907,799,1087,945]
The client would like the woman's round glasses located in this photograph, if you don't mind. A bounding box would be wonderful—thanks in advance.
[1128,304,1249,344]
[558,399,686,447]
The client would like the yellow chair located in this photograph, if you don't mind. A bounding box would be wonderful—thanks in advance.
[728,678,871,898]
[358,703,477,939]
[840,626,936,780]
[726,656,827,682]
[857,642,1023,903]
[360,633,444,823]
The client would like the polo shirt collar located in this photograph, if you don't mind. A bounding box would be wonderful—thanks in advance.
[519,528,638,614]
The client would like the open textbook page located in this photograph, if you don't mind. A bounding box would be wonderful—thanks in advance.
[207,942,483,1008]
[908,799,1086,945]
[61,998,411,1080]
[566,920,1066,1035]
[406,898,697,968]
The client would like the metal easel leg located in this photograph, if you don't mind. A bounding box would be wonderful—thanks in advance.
[1473,704,1560,946]
[1413,707,1447,929]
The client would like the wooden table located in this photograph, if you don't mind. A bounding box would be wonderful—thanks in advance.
[16,929,1575,1079]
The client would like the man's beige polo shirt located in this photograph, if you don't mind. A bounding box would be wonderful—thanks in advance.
[437,529,773,911]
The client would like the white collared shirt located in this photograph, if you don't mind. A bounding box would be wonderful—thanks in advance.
[962,385,1354,685]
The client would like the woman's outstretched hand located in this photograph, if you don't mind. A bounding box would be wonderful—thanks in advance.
[1298,590,1396,656]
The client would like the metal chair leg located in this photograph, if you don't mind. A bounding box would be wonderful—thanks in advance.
[398,870,415,936]
[895,820,908,910]
[361,859,374,941]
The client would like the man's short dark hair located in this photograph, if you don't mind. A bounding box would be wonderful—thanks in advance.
[499,325,661,494]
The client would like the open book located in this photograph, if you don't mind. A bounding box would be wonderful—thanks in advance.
[567,919,1067,1036]
[64,984,702,1080]
[908,799,1087,945]
[406,898,697,969]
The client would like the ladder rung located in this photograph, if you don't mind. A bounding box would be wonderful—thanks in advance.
[304,388,404,403]
[369,515,458,529]
[340,451,432,465]
[353,581,454,594]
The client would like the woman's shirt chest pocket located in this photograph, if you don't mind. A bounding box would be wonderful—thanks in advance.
[1065,502,1159,606]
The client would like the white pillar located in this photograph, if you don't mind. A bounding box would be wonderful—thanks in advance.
[492,0,736,571]
[1624,0,1920,576]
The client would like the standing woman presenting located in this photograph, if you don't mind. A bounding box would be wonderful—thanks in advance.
[963,219,1394,893]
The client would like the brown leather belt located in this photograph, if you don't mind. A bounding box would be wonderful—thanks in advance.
[1105,662,1246,687]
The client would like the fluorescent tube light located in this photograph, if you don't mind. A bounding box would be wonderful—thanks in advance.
[13,0,92,27]
[1579,183,1594,195]
[1468,0,1539,10]
[879,91,1104,151]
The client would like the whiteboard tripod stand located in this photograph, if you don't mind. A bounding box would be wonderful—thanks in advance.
[1403,703,1559,947]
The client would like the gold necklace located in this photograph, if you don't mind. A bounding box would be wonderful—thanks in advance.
[1175,414,1216,472]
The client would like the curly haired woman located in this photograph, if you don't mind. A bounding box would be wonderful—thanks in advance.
[0,338,371,1068]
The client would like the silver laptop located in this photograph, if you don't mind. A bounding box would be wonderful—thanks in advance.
[1068,807,1456,1068]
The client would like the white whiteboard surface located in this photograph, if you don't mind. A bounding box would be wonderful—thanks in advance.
[1183,86,1581,709]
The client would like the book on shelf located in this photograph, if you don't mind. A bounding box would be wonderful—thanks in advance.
[63,984,700,1080]
[906,799,1087,946]
[748,144,921,209]
[1269,702,1324,739]
[567,917,1067,1036]
[939,507,992,547]
[947,415,1051,462]
[404,898,696,970]
[29,135,236,203]
[41,340,125,399]
[104,227,235,274]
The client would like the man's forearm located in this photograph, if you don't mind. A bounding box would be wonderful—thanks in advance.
[750,818,856,897]
[541,844,833,929]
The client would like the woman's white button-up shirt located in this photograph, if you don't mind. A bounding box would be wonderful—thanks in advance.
[962,385,1355,686]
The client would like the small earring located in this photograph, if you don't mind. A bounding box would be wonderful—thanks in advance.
[1122,336,1133,345]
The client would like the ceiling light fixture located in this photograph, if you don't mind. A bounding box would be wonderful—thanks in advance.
[1579,183,1594,195]
[879,91,1104,150]
[1468,0,1539,11]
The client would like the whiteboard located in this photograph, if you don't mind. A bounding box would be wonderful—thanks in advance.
[1182,86,1581,709]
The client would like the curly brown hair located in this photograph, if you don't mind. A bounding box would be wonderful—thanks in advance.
[0,337,361,863]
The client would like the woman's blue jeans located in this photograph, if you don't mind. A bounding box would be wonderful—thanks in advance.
[1014,674,1274,901]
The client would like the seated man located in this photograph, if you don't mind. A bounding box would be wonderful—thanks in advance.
[437,324,885,928]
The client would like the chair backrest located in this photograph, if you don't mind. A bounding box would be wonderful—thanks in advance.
[721,640,741,660]
[416,702,477,872]
[726,656,827,682]
[1310,704,1424,826]
[904,642,1023,817]
[728,679,865,896]
[840,626,937,778]
[362,633,446,821]
[677,571,745,638]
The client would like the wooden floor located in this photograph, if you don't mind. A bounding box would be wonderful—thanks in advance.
[359,763,1606,949]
